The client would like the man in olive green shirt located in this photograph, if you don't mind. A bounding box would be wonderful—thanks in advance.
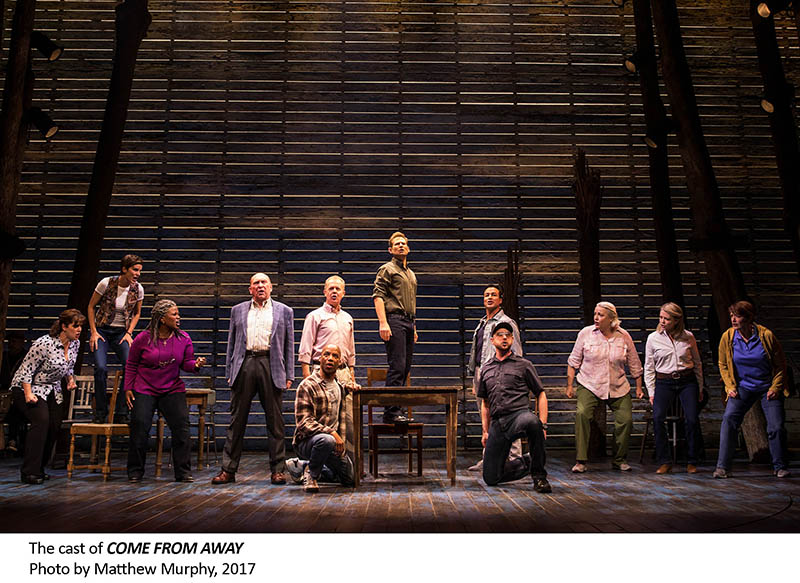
[372,231,417,423]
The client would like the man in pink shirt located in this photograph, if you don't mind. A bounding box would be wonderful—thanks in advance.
[298,276,356,383]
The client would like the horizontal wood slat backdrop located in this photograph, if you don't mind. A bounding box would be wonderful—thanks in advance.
[5,1,800,450]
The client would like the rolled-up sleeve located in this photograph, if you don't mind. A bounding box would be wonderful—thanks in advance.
[372,266,391,300]
[11,337,46,386]
[644,335,656,397]
[624,331,643,378]
[567,328,586,369]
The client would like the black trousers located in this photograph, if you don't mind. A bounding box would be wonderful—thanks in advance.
[483,409,547,486]
[127,391,191,480]
[383,312,415,417]
[12,387,62,478]
[222,354,286,473]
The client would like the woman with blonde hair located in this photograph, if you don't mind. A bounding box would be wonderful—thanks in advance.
[566,301,643,472]
[644,302,704,474]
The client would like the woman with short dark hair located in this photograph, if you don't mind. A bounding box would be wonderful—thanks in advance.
[125,299,206,483]
[11,309,84,484]
[714,301,790,478]
[86,254,144,423]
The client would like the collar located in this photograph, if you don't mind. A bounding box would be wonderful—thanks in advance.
[488,352,518,365]
[391,256,408,269]
[322,302,341,314]
[250,298,272,310]
[733,325,758,343]
[482,308,504,324]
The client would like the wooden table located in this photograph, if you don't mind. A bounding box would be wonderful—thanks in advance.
[351,385,459,487]
[155,388,213,476]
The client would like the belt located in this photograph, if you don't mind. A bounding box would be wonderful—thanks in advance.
[387,309,415,321]
[245,350,270,357]
[655,369,694,381]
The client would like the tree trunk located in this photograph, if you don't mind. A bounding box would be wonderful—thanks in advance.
[752,2,800,279]
[64,0,152,361]
[632,0,684,308]
[0,0,36,372]
[573,148,606,458]
[651,0,768,461]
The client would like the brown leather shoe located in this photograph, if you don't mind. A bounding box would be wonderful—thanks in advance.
[211,470,235,485]
[656,463,672,474]
[271,472,286,485]
[687,464,698,474]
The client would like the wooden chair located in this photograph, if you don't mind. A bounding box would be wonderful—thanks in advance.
[366,368,423,477]
[65,375,96,424]
[67,371,129,480]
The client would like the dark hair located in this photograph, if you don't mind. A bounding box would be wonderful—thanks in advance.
[49,309,85,337]
[120,254,143,272]
[729,300,756,322]
[484,284,504,298]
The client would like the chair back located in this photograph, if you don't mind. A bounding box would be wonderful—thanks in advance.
[106,371,123,423]
[67,375,96,422]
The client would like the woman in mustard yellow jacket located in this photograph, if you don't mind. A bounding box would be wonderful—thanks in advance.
[713,301,790,479]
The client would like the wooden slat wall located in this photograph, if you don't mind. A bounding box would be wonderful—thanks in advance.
[5,1,800,450]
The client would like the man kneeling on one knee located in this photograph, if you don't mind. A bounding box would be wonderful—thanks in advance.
[287,344,355,493]
[478,322,551,493]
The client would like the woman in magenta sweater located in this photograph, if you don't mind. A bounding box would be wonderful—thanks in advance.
[125,299,206,483]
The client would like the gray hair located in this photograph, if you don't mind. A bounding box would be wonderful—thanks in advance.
[147,299,182,344]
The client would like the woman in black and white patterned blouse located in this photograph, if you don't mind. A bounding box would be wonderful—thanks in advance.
[11,309,84,484]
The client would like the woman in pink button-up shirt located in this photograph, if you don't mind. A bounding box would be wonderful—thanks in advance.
[566,301,643,473]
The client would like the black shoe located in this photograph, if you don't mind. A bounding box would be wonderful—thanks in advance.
[21,474,44,485]
[533,478,552,494]
[383,414,413,424]
[128,475,143,483]
[41,473,50,481]
[176,475,194,483]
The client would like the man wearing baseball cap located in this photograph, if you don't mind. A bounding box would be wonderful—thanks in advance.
[477,321,551,493]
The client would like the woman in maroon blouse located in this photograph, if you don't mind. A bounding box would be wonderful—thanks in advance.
[125,299,206,483]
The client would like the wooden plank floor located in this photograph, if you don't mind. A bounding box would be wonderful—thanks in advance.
[1,452,798,533]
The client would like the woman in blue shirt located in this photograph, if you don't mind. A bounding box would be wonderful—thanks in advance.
[713,301,790,478]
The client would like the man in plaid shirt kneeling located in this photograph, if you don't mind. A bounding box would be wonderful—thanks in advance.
[286,344,355,493]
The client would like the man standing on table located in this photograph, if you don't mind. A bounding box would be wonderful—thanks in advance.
[372,231,417,423]
[212,273,294,486]
[467,284,524,472]
[478,321,551,493]
[287,344,355,493]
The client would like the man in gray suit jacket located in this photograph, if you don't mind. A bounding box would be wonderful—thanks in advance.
[212,273,294,485]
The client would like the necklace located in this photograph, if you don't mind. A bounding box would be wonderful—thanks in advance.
[157,333,175,368]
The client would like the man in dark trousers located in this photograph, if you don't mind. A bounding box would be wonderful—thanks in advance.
[287,344,355,493]
[212,273,294,485]
[478,321,551,493]
[372,231,417,422]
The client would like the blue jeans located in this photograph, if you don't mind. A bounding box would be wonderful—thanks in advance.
[716,387,788,471]
[653,378,700,465]
[295,433,354,486]
[92,326,129,417]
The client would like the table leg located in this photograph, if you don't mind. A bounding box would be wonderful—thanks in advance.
[198,400,206,469]
[447,395,457,486]
[352,392,362,488]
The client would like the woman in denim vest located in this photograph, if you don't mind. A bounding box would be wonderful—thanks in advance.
[86,254,144,423]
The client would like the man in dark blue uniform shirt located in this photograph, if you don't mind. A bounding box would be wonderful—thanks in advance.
[477,321,551,493]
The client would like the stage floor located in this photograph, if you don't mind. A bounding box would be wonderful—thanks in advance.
[0,451,797,533]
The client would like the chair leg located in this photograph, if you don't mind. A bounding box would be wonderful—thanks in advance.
[407,434,413,473]
[370,433,379,478]
[102,435,113,481]
[90,435,98,467]
[638,418,650,464]
[419,430,424,476]
[68,434,76,478]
